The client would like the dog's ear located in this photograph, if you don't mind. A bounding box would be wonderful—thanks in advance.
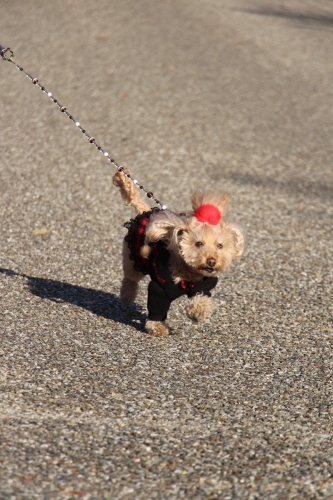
[177,228,187,238]
[145,210,187,244]
[224,222,245,258]
[191,191,229,216]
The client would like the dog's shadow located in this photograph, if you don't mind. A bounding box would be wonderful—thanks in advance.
[0,267,146,331]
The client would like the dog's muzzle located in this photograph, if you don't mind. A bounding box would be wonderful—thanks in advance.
[203,267,215,274]
[203,258,217,273]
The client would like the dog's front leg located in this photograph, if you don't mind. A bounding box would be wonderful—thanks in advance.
[185,293,213,323]
[146,281,171,336]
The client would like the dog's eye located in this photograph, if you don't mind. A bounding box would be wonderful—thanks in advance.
[195,241,204,247]
[217,243,223,249]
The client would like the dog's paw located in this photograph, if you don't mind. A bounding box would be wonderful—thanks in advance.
[185,294,212,323]
[145,320,170,336]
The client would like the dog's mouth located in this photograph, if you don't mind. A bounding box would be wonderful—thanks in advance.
[202,267,216,275]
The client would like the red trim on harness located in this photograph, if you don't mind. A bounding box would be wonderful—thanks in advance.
[124,210,167,285]
[180,280,196,289]
[151,243,166,284]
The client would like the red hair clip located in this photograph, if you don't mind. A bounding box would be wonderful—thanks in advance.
[194,204,221,225]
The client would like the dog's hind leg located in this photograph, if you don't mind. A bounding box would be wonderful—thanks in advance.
[113,169,150,215]
[120,277,140,305]
[120,240,144,305]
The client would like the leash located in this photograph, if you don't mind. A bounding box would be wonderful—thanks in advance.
[0,44,167,210]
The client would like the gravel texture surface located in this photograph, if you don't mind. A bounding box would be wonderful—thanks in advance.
[1,0,333,498]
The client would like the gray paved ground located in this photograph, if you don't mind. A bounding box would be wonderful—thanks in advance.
[1,0,333,498]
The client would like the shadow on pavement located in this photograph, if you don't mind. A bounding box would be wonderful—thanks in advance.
[211,170,333,203]
[237,6,333,30]
[0,268,146,330]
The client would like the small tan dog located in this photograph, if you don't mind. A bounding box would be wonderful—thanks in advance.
[113,169,244,336]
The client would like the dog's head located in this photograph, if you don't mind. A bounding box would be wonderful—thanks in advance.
[143,191,245,277]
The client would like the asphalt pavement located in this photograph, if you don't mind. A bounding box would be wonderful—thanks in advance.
[0,0,333,498]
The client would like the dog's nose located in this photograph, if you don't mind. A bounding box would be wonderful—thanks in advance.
[207,258,216,268]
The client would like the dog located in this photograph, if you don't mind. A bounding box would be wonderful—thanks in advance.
[113,169,245,336]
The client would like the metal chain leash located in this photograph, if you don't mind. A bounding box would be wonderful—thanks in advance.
[0,44,167,210]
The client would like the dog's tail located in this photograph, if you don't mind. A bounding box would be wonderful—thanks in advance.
[113,169,150,215]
